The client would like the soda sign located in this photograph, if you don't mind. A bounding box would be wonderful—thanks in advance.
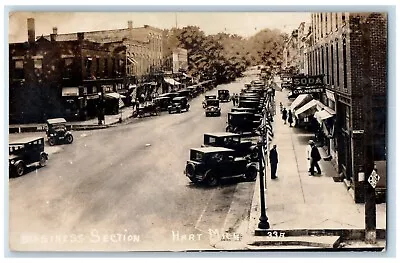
[292,75,325,87]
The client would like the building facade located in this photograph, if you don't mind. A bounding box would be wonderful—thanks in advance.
[304,12,387,202]
[9,19,133,123]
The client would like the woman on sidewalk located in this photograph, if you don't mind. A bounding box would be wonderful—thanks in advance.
[288,110,293,127]
[282,108,287,124]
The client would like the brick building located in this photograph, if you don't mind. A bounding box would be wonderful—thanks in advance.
[304,12,387,202]
[42,21,163,78]
[9,18,131,123]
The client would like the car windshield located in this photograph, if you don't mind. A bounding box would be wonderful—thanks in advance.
[172,98,182,103]
[207,100,219,106]
[190,150,204,162]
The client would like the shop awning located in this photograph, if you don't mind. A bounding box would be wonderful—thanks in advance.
[62,87,79,97]
[314,109,335,124]
[104,92,126,100]
[294,99,319,118]
[164,78,181,86]
[290,94,313,111]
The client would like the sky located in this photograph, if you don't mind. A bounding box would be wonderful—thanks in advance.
[8,12,311,43]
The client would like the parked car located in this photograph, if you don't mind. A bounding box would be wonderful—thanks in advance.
[137,101,160,118]
[159,92,180,101]
[204,99,221,117]
[168,96,190,114]
[238,100,263,113]
[184,147,258,186]
[177,89,192,99]
[153,96,171,111]
[226,112,262,134]
[218,89,231,102]
[202,132,258,160]
[9,137,48,177]
[231,107,262,120]
[46,118,73,146]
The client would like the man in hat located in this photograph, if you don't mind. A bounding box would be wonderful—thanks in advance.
[307,140,322,176]
[269,144,278,179]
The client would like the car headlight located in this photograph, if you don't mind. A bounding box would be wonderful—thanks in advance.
[10,160,15,165]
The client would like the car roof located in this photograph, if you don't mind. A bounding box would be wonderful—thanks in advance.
[191,147,235,153]
[204,132,240,137]
[173,96,186,100]
[47,118,67,124]
[207,98,219,101]
[10,136,44,145]
[229,111,253,115]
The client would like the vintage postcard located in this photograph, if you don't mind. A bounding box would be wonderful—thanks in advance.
[7,10,388,252]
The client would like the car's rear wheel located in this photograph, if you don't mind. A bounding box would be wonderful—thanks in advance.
[205,170,218,186]
[168,109,172,114]
[66,134,73,144]
[48,137,56,146]
[245,165,258,181]
[15,162,25,177]
[250,147,259,160]
[39,153,48,167]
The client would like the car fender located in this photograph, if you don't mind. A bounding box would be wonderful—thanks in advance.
[246,163,258,171]
[65,131,73,136]
[40,151,49,160]
[13,159,25,168]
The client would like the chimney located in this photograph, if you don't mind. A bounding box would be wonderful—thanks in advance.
[128,20,133,29]
[27,18,35,43]
[77,32,84,41]
[52,27,58,35]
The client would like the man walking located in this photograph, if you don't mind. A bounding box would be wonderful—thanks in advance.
[282,107,287,124]
[269,144,278,179]
[307,140,322,176]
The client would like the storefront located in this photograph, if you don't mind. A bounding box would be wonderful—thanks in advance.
[61,86,89,121]
[104,92,126,115]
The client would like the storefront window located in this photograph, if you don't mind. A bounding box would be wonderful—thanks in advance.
[345,105,350,131]
[63,58,73,78]
[14,60,24,79]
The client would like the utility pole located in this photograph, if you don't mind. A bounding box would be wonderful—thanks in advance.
[359,14,376,244]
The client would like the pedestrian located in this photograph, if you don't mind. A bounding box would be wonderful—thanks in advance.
[288,109,293,127]
[307,140,322,176]
[279,102,283,113]
[269,144,278,179]
[235,93,239,105]
[232,93,236,106]
[282,107,287,124]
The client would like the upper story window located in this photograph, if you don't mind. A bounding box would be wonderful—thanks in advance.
[63,58,74,78]
[342,13,346,26]
[34,59,42,69]
[335,13,339,31]
[13,60,24,79]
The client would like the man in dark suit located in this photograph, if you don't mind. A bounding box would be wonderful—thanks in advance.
[269,144,278,179]
[310,143,322,176]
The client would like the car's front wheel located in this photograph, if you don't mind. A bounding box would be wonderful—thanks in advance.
[15,162,25,177]
[205,170,219,186]
[39,153,48,167]
[245,165,258,181]
[66,134,73,144]
[48,137,56,146]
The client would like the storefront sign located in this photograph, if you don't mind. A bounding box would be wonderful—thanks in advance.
[292,87,325,95]
[281,83,292,89]
[62,87,79,97]
[102,85,114,93]
[292,75,324,87]
[326,89,336,102]
[368,170,380,189]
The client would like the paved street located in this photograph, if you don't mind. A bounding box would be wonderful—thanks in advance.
[9,77,258,251]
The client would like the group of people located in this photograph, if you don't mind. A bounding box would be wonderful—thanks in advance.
[268,140,322,179]
[281,106,294,127]
[231,93,239,106]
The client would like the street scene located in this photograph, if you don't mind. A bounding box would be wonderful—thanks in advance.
[7,12,387,252]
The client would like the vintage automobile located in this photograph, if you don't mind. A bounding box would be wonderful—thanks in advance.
[177,89,192,99]
[137,101,160,118]
[168,96,190,114]
[202,132,259,160]
[9,137,48,177]
[184,147,258,186]
[153,96,171,111]
[226,112,262,134]
[159,92,180,101]
[202,95,217,108]
[204,99,221,117]
[46,118,73,146]
[238,100,264,113]
[231,107,262,121]
[218,89,231,102]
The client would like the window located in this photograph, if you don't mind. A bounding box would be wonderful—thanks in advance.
[331,44,335,86]
[96,57,100,76]
[63,58,73,78]
[320,13,323,38]
[336,40,340,86]
[326,46,330,84]
[330,13,333,32]
[345,105,350,131]
[342,13,346,26]
[335,13,339,30]
[13,60,24,79]
[85,57,92,79]
[321,47,325,76]
[112,59,116,77]
[342,38,347,90]
[104,58,109,77]
[325,13,328,35]
[34,59,42,69]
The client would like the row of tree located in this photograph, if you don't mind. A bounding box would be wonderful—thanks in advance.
[163,26,287,84]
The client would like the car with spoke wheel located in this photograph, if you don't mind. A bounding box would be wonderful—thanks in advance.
[184,147,258,186]
[9,137,48,177]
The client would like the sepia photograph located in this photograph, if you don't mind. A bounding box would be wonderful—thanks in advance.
[6,7,390,253]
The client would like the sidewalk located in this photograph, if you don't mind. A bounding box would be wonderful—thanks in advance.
[9,107,133,133]
[247,89,386,248]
